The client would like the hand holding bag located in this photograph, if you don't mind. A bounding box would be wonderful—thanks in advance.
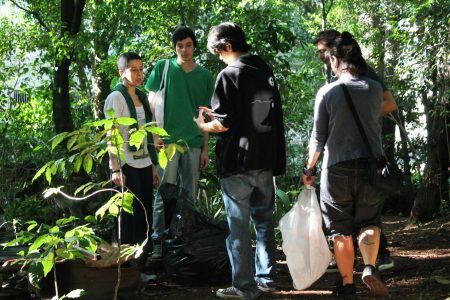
[279,186,332,290]
[154,59,170,128]
[341,84,402,197]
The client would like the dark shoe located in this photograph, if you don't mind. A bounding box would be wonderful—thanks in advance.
[327,258,340,273]
[376,253,394,271]
[151,241,162,259]
[332,280,356,299]
[362,265,389,297]
[256,281,275,292]
[216,287,258,299]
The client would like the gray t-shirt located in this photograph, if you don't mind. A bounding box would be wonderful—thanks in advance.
[309,76,384,168]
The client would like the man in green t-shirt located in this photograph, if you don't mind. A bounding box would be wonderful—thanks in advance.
[145,25,214,259]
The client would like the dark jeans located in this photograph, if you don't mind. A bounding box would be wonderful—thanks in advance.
[116,164,154,270]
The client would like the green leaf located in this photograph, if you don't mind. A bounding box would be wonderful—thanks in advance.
[29,235,50,253]
[74,155,83,173]
[173,144,185,154]
[41,250,54,277]
[50,132,68,151]
[108,204,119,216]
[117,117,137,126]
[106,108,115,118]
[45,167,52,184]
[129,129,146,150]
[56,216,78,227]
[122,192,134,214]
[32,161,53,182]
[27,221,38,232]
[83,155,93,173]
[28,262,44,288]
[67,135,78,151]
[144,125,169,137]
[48,226,59,233]
[84,215,97,224]
[89,119,111,127]
[158,150,168,169]
[276,188,290,206]
[74,182,91,196]
[95,197,116,220]
[165,144,177,160]
[55,248,73,260]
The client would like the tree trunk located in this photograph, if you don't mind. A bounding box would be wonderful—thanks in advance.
[411,58,448,221]
[91,41,112,120]
[52,0,86,133]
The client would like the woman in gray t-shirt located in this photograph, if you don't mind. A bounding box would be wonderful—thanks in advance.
[302,32,389,298]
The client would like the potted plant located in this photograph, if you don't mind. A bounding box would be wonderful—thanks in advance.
[2,111,176,299]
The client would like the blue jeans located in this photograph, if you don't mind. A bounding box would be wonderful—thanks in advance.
[221,169,276,297]
[152,147,201,241]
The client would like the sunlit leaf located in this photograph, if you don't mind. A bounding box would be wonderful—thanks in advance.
[50,132,68,151]
[158,150,168,169]
[129,129,146,150]
[41,250,54,277]
[117,117,137,126]
[144,125,169,137]
[108,204,119,216]
[83,155,93,173]
[122,192,134,214]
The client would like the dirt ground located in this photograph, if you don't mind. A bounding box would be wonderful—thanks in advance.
[139,215,450,300]
[1,215,449,299]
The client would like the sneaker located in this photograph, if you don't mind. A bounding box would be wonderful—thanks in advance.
[256,281,275,292]
[332,279,356,299]
[376,253,394,271]
[151,241,162,259]
[216,287,256,299]
[362,265,389,297]
[326,258,340,273]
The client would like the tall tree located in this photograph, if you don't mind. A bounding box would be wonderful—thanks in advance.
[10,0,86,133]
[52,0,86,132]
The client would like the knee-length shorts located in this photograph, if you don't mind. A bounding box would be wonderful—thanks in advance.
[320,158,385,237]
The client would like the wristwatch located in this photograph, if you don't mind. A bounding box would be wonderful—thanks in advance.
[303,165,317,177]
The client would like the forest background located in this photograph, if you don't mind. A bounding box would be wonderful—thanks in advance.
[0,0,448,243]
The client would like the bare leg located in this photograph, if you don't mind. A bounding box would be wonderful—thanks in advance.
[334,235,355,285]
[358,225,380,266]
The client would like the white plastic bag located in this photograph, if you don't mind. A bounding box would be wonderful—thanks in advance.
[154,59,170,128]
[279,186,332,290]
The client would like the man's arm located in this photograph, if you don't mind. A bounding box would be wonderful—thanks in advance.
[380,90,398,117]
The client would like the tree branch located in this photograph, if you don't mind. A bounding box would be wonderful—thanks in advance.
[10,0,50,32]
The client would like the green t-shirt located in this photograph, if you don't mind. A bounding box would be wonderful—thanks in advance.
[145,58,214,147]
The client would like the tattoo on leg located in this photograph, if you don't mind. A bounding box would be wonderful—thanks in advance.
[362,235,374,246]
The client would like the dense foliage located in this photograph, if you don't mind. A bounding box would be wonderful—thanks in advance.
[0,0,448,245]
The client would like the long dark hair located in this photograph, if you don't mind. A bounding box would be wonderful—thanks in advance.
[326,31,367,76]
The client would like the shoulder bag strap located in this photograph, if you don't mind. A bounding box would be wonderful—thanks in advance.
[340,83,376,159]
[159,59,170,90]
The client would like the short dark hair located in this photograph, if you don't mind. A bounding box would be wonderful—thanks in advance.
[326,31,367,76]
[172,25,197,49]
[117,52,142,71]
[313,29,340,46]
[207,22,252,54]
